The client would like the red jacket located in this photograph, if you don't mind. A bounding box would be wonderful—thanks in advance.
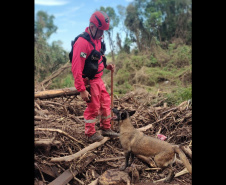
[71,27,104,92]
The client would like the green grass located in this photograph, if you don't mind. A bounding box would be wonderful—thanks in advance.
[164,85,192,106]
[105,43,192,104]
[50,73,74,89]
[48,43,192,106]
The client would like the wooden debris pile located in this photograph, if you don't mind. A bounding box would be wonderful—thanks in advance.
[34,88,192,185]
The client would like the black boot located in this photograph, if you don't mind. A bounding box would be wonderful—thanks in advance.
[88,132,104,143]
[101,129,119,138]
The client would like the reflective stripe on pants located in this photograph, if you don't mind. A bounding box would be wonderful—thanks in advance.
[83,78,111,136]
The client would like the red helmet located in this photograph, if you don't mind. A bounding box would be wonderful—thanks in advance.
[90,11,110,30]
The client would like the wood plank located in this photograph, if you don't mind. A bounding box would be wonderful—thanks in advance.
[48,153,96,185]
[48,169,73,185]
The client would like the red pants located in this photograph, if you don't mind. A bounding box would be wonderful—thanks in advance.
[84,78,111,137]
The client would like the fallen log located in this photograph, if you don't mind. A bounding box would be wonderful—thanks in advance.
[50,137,110,163]
[49,153,96,185]
[35,85,90,99]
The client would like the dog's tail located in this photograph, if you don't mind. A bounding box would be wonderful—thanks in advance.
[173,145,192,174]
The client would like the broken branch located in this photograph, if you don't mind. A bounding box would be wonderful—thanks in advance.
[50,137,110,163]
[34,128,85,146]
[95,156,124,163]
[40,62,71,88]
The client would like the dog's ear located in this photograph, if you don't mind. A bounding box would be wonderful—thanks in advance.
[112,108,119,114]
[128,110,136,117]
[120,111,128,120]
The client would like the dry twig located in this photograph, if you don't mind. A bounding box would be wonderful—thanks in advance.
[35,128,85,146]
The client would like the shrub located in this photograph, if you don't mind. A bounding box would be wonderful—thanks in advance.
[168,45,191,68]
[115,69,130,85]
[50,73,74,89]
[164,86,192,106]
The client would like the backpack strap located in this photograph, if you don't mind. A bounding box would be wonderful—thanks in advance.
[95,55,107,75]
[79,32,95,49]
[69,32,95,62]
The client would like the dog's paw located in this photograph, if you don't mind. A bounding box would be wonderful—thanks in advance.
[164,170,175,183]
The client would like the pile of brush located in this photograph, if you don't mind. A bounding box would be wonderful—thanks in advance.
[34,89,192,185]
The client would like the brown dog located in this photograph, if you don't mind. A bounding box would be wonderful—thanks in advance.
[113,108,192,182]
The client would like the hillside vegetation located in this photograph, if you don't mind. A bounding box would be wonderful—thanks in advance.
[104,39,191,106]
[47,38,191,106]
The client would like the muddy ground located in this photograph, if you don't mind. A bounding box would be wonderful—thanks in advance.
[34,89,192,185]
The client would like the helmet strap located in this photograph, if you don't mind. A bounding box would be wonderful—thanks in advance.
[89,25,98,39]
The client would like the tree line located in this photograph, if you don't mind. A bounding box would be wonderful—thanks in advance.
[35,0,191,83]
[104,0,191,54]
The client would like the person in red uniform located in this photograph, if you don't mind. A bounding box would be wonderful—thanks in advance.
[71,11,119,142]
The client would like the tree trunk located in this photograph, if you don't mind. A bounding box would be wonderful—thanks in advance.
[135,31,141,52]
[35,86,90,99]
[107,31,115,62]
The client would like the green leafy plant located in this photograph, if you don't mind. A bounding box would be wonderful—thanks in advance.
[164,86,192,106]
